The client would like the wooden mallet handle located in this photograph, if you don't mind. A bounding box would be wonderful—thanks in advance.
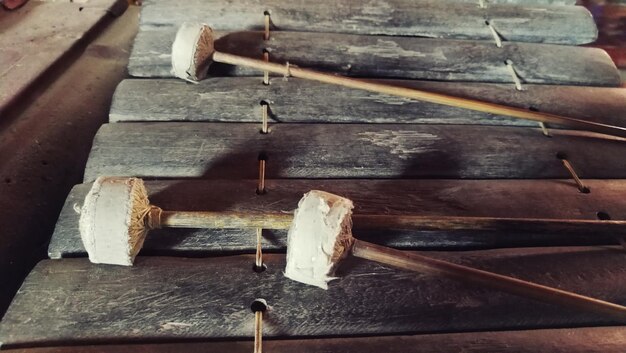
[174,23,626,138]
[351,239,626,321]
[159,210,626,234]
[156,209,626,319]
[213,51,626,139]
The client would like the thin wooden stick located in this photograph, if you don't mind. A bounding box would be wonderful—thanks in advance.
[257,159,266,193]
[262,51,270,85]
[351,239,626,321]
[561,158,589,193]
[158,210,626,233]
[211,51,626,139]
[255,227,263,268]
[263,12,270,41]
[260,103,269,133]
[254,310,263,353]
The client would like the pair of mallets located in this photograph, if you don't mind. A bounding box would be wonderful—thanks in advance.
[78,24,626,320]
[79,177,626,321]
[172,22,626,139]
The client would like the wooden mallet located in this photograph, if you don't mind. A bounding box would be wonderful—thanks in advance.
[284,190,626,321]
[171,22,626,139]
[79,178,626,318]
[80,177,626,266]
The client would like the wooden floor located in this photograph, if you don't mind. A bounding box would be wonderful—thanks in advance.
[0,1,137,316]
[0,0,127,113]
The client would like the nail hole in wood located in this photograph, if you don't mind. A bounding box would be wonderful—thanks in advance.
[596,211,611,220]
[263,10,271,16]
[251,298,268,313]
[4,178,12,184]
[579,186,591,194]
[556,152,567,160]
[529,106,539,112]
[484,20,490,25]
[79,7,84,11]
[252,263,267,273]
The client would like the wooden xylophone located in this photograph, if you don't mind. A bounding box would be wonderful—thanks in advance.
[2,0,626,351]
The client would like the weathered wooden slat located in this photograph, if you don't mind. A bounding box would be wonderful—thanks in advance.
[0,0,127,114]
[138,0,594,44]
[83,123,626,182]
[128,29,619,87]
[110,78,626,128]
[2,248,625,347]
[49,179,626,259]
[4,326,626,353]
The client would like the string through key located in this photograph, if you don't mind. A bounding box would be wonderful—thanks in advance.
[557,152,590,193]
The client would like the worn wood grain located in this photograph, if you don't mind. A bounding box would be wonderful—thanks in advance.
[110,78,626,128]
[128,29,619,87]
[138,0,595,44]
[83,123,626,182]
[0,0,128,114]
[4,326,626,353]
[2,248,626,347]
[49,179,626,259]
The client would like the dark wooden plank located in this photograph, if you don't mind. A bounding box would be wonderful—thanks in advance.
[4,326,626,353]
[128,29,620,86]
[2,248,626,347]
[110,78,626,128]
[83,123,626,182]
[49,179,626,259]
[0,0,127,114]
[139,0,595,44]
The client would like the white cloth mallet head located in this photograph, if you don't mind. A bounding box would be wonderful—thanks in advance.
[284,190,355,289]
[171,22,215,83]
[79,177,152,266]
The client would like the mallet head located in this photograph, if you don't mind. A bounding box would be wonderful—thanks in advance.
[171,22,216,82]
[79,177,151,266]
[285,190,355,289]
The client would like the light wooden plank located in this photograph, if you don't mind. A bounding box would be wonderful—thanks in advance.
[0,0,127,113]
[2,248,625,347]
[128,29,619,86]
[5,326,626,353]
[110,78,626,128]
[83,123,626,182]
[138,0,595,44]
[49,179,626,259]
